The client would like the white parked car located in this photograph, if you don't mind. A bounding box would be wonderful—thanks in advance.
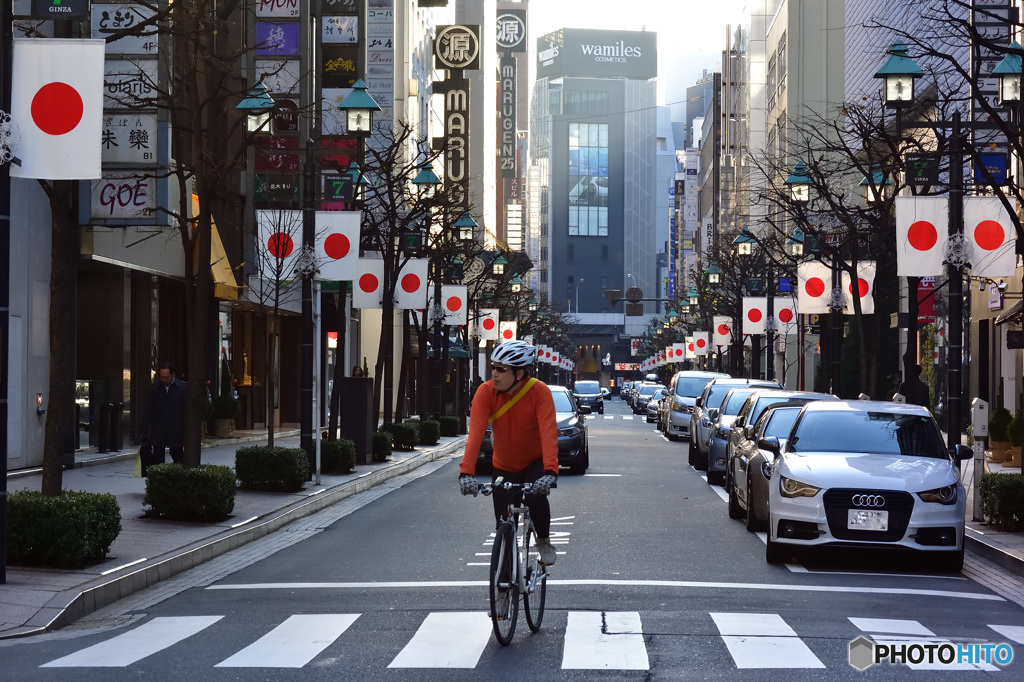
[761,400,971,572]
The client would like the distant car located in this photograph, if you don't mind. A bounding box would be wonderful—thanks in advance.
[661,370,730,442]
[633,383,667,414]
[573,379,605,414]
[646,388,669,423]
[477,385,590,475]
[763,400,971,571]
[601,387,611,400]
[620,381,634,401]
[728,404,803,531]
[691,378,780,470]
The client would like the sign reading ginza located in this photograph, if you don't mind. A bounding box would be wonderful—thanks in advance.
[499,57,517,178]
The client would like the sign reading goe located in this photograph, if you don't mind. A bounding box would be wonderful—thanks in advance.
[91,173,156,220]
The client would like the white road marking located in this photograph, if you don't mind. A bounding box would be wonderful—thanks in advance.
[388,612,491,668]
[584,473,622,477]
[562,611,649,670]
[989,624,1024,644]
[215,614,359,668]
[41,616,223,667]
[710,485,729,503]
[551,516,576,521]
[852,618,997,671]
[622,415,633,420]
[603,415,614,419]
[206,580,1004,601]
[711,612,825,669]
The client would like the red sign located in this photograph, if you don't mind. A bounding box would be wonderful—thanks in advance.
[918,277,936,324]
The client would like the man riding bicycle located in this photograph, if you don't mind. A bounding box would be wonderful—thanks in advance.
[459,340,560,565]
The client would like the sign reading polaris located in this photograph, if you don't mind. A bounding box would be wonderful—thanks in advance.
[538,29,656,80]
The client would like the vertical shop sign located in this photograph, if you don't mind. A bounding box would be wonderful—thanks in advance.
[499,57,516,178]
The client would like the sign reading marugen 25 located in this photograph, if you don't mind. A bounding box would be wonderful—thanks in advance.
[537,29,657,80]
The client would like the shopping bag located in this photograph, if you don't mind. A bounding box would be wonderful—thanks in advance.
[133,451,143,478]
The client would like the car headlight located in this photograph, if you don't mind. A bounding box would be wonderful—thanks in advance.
[558,427,579,437]
[917,485,958,505]
[779,475,820,498]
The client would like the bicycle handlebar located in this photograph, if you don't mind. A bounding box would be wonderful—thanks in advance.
[480,476,556,496]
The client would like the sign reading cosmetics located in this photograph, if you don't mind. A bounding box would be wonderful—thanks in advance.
[433,25,480,209]
[537,28,657,80]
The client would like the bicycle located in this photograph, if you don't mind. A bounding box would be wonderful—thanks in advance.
[480,478,552,646]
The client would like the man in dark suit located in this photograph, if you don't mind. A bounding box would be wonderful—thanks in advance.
[897,364,930,409]
[141,361,187,464]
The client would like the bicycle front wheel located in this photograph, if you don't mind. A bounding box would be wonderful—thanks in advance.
[489,522,518,646]
[522,526,547,632]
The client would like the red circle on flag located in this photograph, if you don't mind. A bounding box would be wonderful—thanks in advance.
[848,279,869,298]
[267,233,294,259]
[688,343,695,351]
[696,338,707,349]
[482,318,496,330]
[718,323,730,335]
[778,308,794,324]
[502,329,514,340]
[908,220,938,251]
[747,309,763,323]
[974,220,1005,251]
[401,273,421,293]
[804,277,825,298]
[31,82,84,135]
[324,233,351,260]
[358,273,379,292]
[446,296,463,312]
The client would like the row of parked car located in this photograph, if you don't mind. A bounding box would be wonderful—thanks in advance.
[647,371,971,572]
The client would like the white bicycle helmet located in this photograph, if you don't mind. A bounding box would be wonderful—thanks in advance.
[490,340,537,367]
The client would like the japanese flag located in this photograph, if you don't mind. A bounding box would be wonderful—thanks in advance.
[964,196,1017,277]
[665,346,674,363]
[797,261,832,314]
[895,196,947,276]
[353,258,384,309]
[440,285,468,325]
[499,320,517,342]
[672,342,686,361]
[394,258,429,309]
[685,337,695,360]
[841,261,876,315]
[713,315,732,347]
[257,209,302,279]
[743,297,767,335]
[476,308,499,340]
[315,212,359,281]
[775,297,799,336]
[693,332,710,356]
[11,39,105,179]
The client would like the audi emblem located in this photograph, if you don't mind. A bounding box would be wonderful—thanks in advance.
[851,494,885,508]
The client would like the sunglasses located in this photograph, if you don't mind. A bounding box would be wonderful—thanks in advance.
[491,365,512,374]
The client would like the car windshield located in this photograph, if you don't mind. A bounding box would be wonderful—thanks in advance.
[705,383,737,410]
[674,376,714,397]
[750,396,810,425]
[790,411,947,458]
[639,384,666,396]
[760,407,801,440]
[551,390,576,414]
[722,389,757,415]
[575,381,600,394]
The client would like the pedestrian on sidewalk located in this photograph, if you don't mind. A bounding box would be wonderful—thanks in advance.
[141,360,187,465]
[897,364,930,408]
[352,365,365,378]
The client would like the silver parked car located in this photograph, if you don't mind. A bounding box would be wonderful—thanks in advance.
[691,378,779,471]
[633,383,667,414]
[660,370,729,442]
[646,387,669,423]
[698,386,769,475]
[728,404,803,531]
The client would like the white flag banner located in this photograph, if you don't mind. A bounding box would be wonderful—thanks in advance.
[257,209,302,279]
[841,261,876,315]
[672,342,686,361]
[713,315,732,347]
[538,345,550,364]
[693,331,710,356]
[11,39,106,179]
[775,297,799,336]
[441,285,468,325]
[315,211,359,281]
[477,308,499,340]
[394,258,429,309]
[685,337,695,360]
[797,261,832,314]
[743,297,767,335]
[964,196,1018,277]
[498,321,517,342]
[353,257,384,309]
[895,196,947,276]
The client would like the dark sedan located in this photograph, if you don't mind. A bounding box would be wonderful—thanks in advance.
[573,379,605,414]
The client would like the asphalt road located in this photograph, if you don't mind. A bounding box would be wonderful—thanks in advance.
[4,396,1024,680]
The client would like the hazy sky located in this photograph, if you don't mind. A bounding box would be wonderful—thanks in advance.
[528,0,747,111]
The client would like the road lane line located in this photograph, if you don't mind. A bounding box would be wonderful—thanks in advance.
[562,611,649,670]
[584,473,622,477]
[989,624,1024,643]
[711,612,825,669]
[215,614,359,668]
[388,612,491,668]
[41,616,223,667]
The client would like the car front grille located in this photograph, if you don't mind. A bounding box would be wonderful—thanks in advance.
[822,488,914,542]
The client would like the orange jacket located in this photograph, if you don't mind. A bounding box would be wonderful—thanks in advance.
[460,379,559,476]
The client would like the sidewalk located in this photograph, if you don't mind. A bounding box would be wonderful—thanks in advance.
[1,430,467,639]
[964,455,1024,577]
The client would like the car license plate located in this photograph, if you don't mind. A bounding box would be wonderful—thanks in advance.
[848,509,888,531]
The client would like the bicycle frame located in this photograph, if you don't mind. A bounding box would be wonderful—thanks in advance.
[482,481,547,595]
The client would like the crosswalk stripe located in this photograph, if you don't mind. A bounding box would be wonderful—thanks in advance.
[388,612,491,668]
[41,616,223,668]
[989,624,1024,644]
[561,611,650,670]
[710,612,825,669]
[852,618,997,671]
[848,617,933,636]
[215,614,358,668]
[622,415,633,420]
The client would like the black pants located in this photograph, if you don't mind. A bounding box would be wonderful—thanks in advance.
[491,459,551,538]
[152,445,183,464]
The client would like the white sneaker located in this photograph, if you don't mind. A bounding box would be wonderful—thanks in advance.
[536,537,557,565]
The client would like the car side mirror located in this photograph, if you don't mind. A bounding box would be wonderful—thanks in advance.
[951,444,972,461]
[743,425,753,439]
[708,407,719,421]
[579,404,592,415]
[758,436,781,457]
[695,396,703,408]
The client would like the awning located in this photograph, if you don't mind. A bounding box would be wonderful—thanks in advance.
[192,194,240,301]
[995,298,1023,326]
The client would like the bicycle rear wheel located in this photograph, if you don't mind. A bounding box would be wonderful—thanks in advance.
[489,522,518,645]
[522,525,546,632]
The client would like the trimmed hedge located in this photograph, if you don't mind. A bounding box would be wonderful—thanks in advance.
[980,473,1024,531]
[145,464,237,522]
[6,490,122,569]
[439,416,460,437]
[404,418,440,445]
[236,446,309,492]
[378,422,418,450]
[1009,411,1022,448]
[373,430,393,462]
[990,406,1013,442]
[322,438,357,474]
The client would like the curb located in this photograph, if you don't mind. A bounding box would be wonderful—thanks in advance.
[0,437,466,640]
[966,528,1024,578]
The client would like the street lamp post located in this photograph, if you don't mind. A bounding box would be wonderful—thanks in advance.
[413,161,444,419]
[574,278,584,315]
